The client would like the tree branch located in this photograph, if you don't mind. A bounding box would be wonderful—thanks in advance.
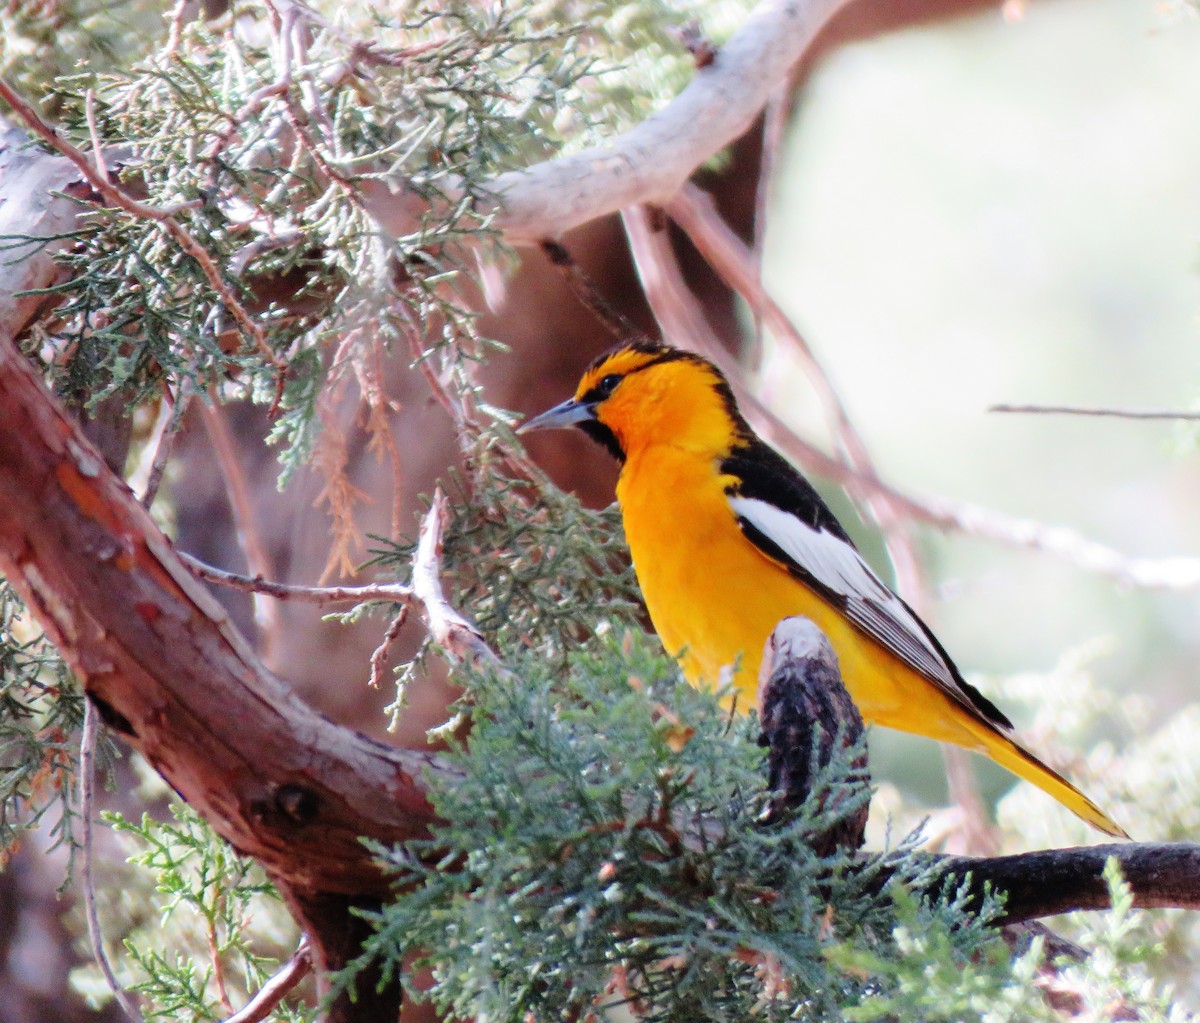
[0,339,445,892]
[181,551,414,606]
[941,843,1200,925]
[363,0,855,244]
[0,328,451,1020]
[222,941,312,1023]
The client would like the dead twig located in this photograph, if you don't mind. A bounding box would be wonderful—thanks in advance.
[198,396,285,652]
[134,377,195,509]
[748,76,795,361]
[222,941,312,1023]
[83,89,110,187]
[412,489,502,670]
[181,551,413,605]
[991,403,1200,421]
[80,702,144,1023]
[621,204,720,354]
[368,604,409,690]
[541,239,645,343]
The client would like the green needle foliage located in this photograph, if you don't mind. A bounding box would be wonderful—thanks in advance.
[0,580,84,860]
[346,632,1001,1021]
[1,1,1198,1020]
[362,442,643,726]
[74,799,311,1021]
[343,631,1193,1021]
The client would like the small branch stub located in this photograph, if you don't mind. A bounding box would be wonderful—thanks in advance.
[757,616,870,855]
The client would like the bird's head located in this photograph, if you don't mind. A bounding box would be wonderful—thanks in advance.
[520,341,746,463]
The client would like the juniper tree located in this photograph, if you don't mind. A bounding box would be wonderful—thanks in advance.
[1,2,1199,1022]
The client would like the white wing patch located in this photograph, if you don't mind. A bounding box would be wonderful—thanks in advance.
[728,495,951,687]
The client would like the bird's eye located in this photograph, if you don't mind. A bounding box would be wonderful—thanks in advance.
[597,373,622,396]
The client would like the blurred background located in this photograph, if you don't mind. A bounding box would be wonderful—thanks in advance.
[758,0,1200,815]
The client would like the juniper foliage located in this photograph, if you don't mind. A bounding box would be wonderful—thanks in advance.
[0,580,85,859]
[345,632,1184,1022]
[0,2,1197,1021]
[73,798,311,1021]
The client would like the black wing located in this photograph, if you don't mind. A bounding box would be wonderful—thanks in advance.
[722,439,1012,731]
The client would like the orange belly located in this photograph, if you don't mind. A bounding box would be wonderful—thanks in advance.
[613,441,1127,838]
[617,443,976,748]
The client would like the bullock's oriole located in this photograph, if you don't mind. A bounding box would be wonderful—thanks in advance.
[522,341,1126,838]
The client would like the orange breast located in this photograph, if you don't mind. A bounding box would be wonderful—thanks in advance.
[615,442,968,741]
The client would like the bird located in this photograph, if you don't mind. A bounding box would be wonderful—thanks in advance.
[520,340,1127,838]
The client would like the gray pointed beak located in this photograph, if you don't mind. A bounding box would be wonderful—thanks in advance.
[518,397,596,434]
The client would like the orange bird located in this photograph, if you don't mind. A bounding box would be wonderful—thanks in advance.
[523,341,1126,838]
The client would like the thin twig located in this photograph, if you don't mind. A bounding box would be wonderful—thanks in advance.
[940,747,999,855]
[402,318,460,426]
[83,89,110,187]
[368,604,409,690]
[209,914,234,1015]
[395,300,488,460]
[221,941,312,1023]
[265,0,362,211]
[748,77,794,360]
[135,377,195,509]
[181,551,413,605]
[198,397,284,651]
[991,403,1200,421]
[80,702,144,1023]
[408,489,509,741]
[541,239,645,343]
[620,204,727,356]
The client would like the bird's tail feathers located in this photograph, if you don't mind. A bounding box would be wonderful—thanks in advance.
[965,721,1129,839]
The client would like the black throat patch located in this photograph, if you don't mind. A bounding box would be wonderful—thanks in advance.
[577,418,625,463]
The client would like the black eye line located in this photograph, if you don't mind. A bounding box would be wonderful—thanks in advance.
[582,351,676,403]
[580,372,624,404]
